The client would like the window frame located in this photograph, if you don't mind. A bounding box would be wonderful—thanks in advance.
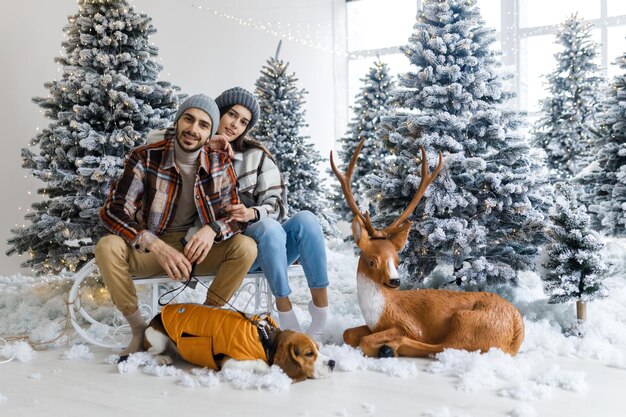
[344,0,626,117]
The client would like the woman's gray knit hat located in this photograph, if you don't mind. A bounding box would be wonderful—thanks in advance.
[215,87,260,128]
[174,94,220,137]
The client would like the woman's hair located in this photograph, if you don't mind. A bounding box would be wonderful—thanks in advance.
[219,105,277,162]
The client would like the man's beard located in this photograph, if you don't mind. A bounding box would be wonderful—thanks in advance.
[176,131,206,152]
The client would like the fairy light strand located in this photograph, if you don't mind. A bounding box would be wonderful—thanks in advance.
[190,2,359,58]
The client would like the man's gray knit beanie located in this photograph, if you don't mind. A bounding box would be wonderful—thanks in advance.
[215,87,260,129]
[174,94,220,137]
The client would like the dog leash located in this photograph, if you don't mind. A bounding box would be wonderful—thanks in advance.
[158,262,199,307]
[158,262,280,366]
[158,261,277,358]
[158,259,271,321]
[158,237,239,310]
[156,237,277,359]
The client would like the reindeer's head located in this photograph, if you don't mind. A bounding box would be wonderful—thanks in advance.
[351,215,410,288]
[331,139,443,289]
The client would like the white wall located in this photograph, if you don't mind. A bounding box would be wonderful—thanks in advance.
[0,0,347,276]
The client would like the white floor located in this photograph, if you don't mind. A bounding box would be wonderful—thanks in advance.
[1,345,623,417]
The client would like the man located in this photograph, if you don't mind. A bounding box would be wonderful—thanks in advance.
[95,94,257,357]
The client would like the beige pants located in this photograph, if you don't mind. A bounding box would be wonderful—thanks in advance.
[94,232,257,316]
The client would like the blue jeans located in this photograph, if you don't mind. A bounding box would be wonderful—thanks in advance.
[246,211,329,298]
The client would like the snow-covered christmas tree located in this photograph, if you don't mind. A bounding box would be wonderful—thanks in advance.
[331,59,394,218]
[253,42,336,234]
[364,0,550,289]
[531,14,604,180]
[6,0,182,275]
[585,48,626,235]
[541,183,607,321]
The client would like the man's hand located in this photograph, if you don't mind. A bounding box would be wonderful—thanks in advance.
[146,239,192,281]
[208,135,234,157]
[225,204,256,222]
[183,225,217,264]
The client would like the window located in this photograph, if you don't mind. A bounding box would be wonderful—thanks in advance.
[346,0,417,107]
[478,0,501,33]
[607,25,626,77]
[608,0,626,17]
[347,0,417,52]
[347,53,411,103]
[518,0,599,28]
[345,0,626,116]
[520,29,602,112]
[516,1,625,114]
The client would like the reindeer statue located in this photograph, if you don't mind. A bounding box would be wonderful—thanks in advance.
[330,140,524,358]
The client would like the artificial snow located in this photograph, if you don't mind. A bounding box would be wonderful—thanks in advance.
[0,340,36,363]
[427,348,587,400]
[1,236,626,406]
[218,365,291,391]
[104,354,119,365]
[111,350,292,391]
[322,344,419,377]
[116,352,157,374]
[62,344,93,360]
[187,368,221,388]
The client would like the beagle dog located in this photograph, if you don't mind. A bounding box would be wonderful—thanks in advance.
[142,303,335,382]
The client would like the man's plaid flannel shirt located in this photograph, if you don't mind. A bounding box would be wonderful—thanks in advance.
[100,137,244,252]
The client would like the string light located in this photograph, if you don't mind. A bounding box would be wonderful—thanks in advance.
[190,2,360,58]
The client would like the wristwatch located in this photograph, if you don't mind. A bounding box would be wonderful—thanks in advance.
[208,221,222,238]
[253,208,260,222]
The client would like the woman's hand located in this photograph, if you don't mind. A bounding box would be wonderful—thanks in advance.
[208,135,234,157]
[225,204,256,222]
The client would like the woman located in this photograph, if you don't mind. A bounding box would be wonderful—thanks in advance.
[214,87,329,340]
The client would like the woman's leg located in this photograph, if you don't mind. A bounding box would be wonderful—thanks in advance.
[282,211,329,339]
[246,218,290,298]
[245,218,301,330]
[282,211,329,299]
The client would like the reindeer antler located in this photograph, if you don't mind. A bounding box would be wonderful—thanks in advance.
[380,146,444,236]
[330,139,381,237]
[330,139,443,238]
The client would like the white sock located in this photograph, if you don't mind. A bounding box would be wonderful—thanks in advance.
[278,309,301,332]
[307,301,328,341]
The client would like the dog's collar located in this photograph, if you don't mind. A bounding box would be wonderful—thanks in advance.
[254,315,279,364]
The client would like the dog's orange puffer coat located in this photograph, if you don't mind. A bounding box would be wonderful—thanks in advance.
[160,303,277,369]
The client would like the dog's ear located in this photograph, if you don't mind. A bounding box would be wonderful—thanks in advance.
[273,332,306,383]
[287,344,307,383]
[290,345,301,358]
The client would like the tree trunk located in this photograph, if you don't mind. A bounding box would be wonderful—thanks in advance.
[576,300,587,321]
